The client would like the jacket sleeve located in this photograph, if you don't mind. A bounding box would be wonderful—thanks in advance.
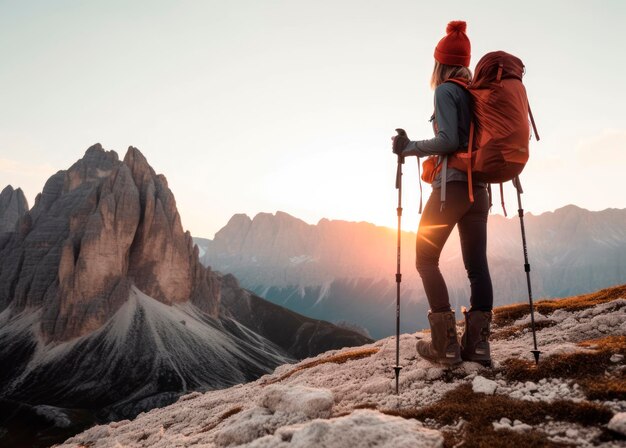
[402,84,460,157]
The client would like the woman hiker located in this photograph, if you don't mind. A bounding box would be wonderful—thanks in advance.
[392,20,493,367]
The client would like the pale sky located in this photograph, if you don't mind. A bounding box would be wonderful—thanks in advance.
[1,0,625,238]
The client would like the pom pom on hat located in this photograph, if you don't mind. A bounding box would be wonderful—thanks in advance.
[446,20,467,34]
[435,20,471,67]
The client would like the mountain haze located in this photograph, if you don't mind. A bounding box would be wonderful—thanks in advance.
[200,207,626,338]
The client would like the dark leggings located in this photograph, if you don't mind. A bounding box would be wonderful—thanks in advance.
[415,182,493,313]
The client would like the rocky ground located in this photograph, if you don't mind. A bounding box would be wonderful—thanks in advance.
[58,284,626,447]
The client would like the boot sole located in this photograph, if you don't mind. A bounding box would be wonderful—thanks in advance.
[439,358,463,366]
[461,357,492,368]
[419,354,463,366]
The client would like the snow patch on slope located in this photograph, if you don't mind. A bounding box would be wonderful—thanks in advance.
[33,405,72,428]
[288,255,316,265]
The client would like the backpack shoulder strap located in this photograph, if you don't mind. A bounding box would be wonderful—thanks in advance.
[528,101,540,141]
[444,77,474,203]
[444,78,470,89]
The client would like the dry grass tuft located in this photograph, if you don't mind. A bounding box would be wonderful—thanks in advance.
[265,347,379,385]
[583,376,626,401]
[383,383,613,447]
[493,283,626,326]
[440,427,561,448]
[579,336,626,352]
[502,336,626,400]
[353,402,378,410]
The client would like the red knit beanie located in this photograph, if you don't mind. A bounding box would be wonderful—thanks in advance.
[434,21,471,67]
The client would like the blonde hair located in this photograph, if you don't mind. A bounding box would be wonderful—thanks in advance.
[430,60,472,89]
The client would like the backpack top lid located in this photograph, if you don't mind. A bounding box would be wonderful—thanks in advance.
[472,51,525,88]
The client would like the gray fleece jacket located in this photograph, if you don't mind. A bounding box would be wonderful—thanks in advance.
[402,82,483,189]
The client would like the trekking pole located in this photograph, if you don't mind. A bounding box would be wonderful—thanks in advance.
[393,128,406,394]
[513,176,541,365]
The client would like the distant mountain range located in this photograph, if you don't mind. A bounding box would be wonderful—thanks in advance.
[0,146,368,448]
[198,206,626,339]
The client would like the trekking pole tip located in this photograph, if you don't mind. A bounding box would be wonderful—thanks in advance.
[393,366,402,395]
[531,350,541,365]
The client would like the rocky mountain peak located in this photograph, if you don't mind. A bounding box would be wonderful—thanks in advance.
[0,185,28,234]
[225,213,252,229]
[212,214,252,251]
[66,143,120,191]
[0,144,219,342]
[123,145,156,192]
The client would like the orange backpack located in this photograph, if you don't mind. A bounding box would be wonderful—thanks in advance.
[422,51,539,205]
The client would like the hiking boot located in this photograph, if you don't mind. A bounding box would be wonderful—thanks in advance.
[416,310,462,365]
[460,307,492,367]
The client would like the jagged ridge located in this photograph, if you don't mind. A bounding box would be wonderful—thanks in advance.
[0,144,219,342]
[199,207,626,338]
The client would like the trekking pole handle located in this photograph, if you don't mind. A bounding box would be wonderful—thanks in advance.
[395,128,407,164]
[394,128,406,189]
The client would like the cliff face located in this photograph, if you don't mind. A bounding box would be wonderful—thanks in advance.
[0,144,219,342]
